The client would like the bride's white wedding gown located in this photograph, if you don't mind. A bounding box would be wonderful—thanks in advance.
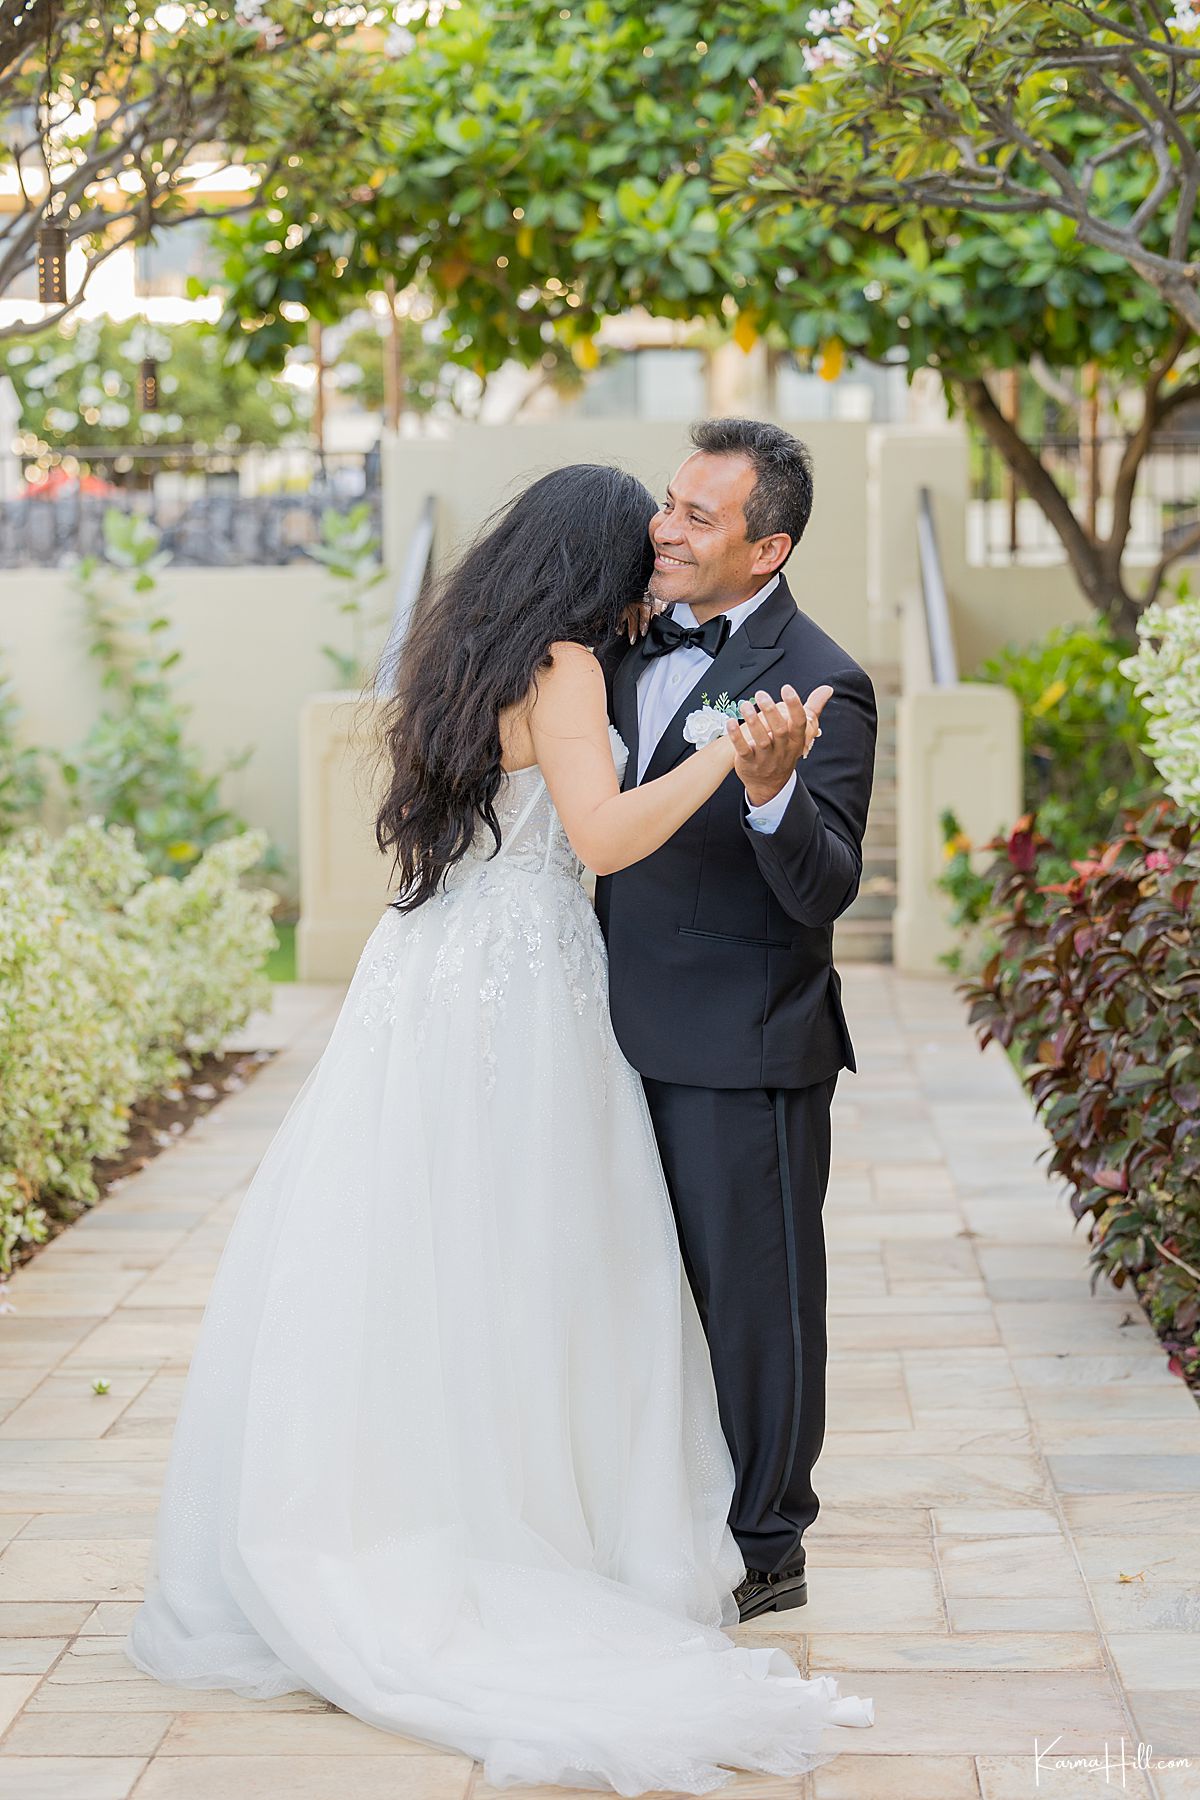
[124,726,873,1794]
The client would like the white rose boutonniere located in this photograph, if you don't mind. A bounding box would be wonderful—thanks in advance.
[682,691,743,748]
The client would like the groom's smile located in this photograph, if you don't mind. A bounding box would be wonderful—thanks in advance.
[647,449,792,623]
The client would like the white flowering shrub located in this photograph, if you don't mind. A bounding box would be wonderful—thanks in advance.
[122,828,277,1064]
[1120,591,1200,818]
[0,819,277,1268]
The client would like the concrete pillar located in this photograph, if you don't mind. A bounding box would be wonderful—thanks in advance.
[867,424,968,671]
[296,692,394,980]
[893,682,1022,974]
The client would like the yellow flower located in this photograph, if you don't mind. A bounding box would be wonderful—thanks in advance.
[166,840,198,863]
[1031,678,1068,717]
[942,832,972,860]
[818,337,844,382]
[732,311,759,354]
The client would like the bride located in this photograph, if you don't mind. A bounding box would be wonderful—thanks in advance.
[123,462,874,1794]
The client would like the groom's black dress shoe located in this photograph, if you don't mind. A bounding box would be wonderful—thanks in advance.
[734,1562,808,1622]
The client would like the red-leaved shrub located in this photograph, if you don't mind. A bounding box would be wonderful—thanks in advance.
[960,802,1200,1385]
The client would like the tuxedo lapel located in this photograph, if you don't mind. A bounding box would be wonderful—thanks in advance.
[611,642,642,792]
[639,577,798,786]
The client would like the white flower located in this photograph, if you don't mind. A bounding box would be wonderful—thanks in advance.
[683,694,741,738]
[806,8,833,32]
[748,131,773,153]
[831,0,855,24]
[1121,592,1200,815]
[802,41,835,71]
[1170,3,1199,30]
[857,21,890,52]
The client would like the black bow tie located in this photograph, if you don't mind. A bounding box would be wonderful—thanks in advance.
[641,611,731,661]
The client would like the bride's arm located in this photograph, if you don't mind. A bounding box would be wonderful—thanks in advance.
[528,642,738,877]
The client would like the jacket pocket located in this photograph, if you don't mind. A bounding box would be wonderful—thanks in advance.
[678,926,796,950]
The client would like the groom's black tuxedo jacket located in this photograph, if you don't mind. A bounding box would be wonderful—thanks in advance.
[594,575,877,1090]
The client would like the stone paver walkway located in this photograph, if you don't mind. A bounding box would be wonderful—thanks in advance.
[2,968,1198,1800]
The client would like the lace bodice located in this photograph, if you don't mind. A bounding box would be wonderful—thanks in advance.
[442,724,628,894]
[360,724,628,1092]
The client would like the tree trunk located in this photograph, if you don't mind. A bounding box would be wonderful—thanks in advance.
[309,319,326,455]
[957,377,1143,639]
[383,275,403,433]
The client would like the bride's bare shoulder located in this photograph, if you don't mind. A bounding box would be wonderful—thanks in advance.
[543,641,602,677]
[532,642,605,707]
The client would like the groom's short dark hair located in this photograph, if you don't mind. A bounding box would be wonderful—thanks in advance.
[689,417,814,558]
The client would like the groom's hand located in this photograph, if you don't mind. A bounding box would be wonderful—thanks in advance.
[729,684,834,807]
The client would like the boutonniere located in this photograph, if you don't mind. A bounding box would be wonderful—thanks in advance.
[683,691,744,748]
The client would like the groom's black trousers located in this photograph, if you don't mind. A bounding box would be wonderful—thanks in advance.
[640,1073,838,1578]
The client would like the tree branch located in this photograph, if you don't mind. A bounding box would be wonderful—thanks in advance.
[1140,516,1200,607]
[1123,56,1199,166]
[1156,375,1200,420]
[1058,2,1200,61]
[1170,163,1200,263]
[0,229,131,343]
[1106,322,1190,563]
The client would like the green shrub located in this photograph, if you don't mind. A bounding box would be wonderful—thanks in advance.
[308,502,388,688]
[959,804,1200,1385]
[61,510,283,884]
[975,621,1160,861]
[0,819,276,1270]
[0,658,45,844]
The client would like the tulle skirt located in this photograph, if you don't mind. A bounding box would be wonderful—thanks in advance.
[124,881,873,1793]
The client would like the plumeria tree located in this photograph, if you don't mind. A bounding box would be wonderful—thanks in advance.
[0,1,390,341]
[203,0,1199,631]
[715,2,1200,626]
[728,1,1200,336]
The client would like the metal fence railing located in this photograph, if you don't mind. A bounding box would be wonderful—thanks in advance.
[968,430,1200,567]
[0,443,383,568]
[374,494,437,699]
[917,486,957,687]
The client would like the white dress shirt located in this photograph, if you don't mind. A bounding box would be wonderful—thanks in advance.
[634,573,797,833]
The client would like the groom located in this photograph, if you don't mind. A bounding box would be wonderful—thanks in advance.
[596,417,877,1622]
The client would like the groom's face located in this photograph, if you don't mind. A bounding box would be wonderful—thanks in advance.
[648,451,784,619]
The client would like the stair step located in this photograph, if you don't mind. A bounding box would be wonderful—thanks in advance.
[843,896,895,922]
[843,876,897,921]
[834,916,894,962]
[845,668,898,949]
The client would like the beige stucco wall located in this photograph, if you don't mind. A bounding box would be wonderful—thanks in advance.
[297,692,395,978]
[0,566,394,909]
[391,419,880,664]
[893,683,1023,973]
[4,417,1180,943]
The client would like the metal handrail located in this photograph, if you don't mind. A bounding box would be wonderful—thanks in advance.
[916,485,957,688]
[374,493,437,697]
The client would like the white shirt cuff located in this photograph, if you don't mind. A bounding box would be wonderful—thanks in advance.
[745,771,797,835]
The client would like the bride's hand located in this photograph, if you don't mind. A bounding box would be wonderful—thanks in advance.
[621,591,668,644]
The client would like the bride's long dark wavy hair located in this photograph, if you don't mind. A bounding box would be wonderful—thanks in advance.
[373,463,656,911]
